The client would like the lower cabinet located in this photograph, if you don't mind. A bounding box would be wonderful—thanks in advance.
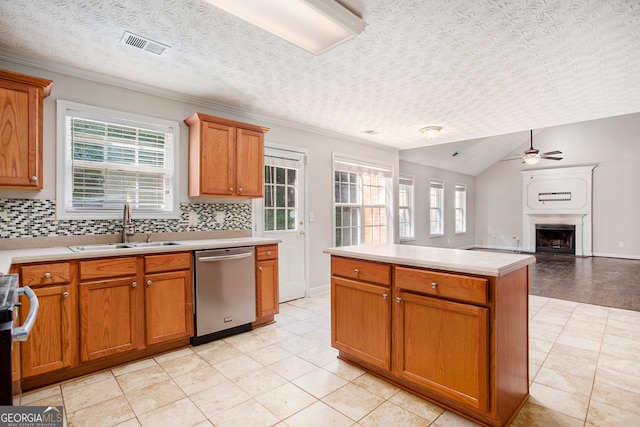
[79,257,143,362]
[393,290,489,411]
[330,255,529,427]
[253,244,279,326]
[332,277,391,370]
[19,262,76,377]
[144,253,193,345]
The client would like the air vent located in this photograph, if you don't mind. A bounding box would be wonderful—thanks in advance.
[120,31,169,56]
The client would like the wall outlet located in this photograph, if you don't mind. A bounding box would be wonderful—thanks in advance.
[188,211,199,226]
[214,212,225,224]
[619,241,624,248]
[0,209,7,220]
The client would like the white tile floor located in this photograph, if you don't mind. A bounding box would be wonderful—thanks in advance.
[22,294,640,426]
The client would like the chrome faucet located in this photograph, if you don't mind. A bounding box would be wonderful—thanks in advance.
[122,202,135,243]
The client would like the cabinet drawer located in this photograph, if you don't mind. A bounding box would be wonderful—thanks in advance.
[256,244,278,261]
[21,262,70,286]
[395,266,488,305]
[80,257,137,281]
[145,252,192,274]
[331,256,390,286]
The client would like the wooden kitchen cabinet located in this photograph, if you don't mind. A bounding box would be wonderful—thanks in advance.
[18,262,77,378]
[393,290,489,411]
[144,252,194,345]
[330,257,391,370]
[184,112,269,198]
[253,244,279,327]
[0,69,52,190]
[329,251,530,427]
[78,257,144,362]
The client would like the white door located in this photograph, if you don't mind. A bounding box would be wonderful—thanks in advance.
[255,147,307,302]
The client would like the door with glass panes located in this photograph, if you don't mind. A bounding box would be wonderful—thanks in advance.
[260,148,306,302]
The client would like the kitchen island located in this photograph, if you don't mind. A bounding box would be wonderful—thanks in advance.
[323,244,535,427]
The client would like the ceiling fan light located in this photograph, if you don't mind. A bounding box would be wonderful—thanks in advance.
[524,156,540,165]
[420,126,442,139]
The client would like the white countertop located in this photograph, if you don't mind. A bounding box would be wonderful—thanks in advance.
[323,244,535,277]
[0,237,280,274]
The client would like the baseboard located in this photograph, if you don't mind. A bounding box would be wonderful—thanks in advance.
[308,284,330,297]
[592,252,640,260]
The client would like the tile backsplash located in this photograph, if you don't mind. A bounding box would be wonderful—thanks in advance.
[0,199,251,239]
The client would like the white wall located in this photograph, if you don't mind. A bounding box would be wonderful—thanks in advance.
[475,113,640,258]
[0,60,398,294]
[399,161,475,248]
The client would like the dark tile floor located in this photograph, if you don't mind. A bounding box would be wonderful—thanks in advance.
[529,252,640,312]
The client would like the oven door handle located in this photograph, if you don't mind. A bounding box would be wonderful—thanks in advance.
[198,253,253,262]
[12,286,39,342]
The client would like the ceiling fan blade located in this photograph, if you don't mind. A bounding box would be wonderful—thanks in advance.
[499,157,524,162]
[543,150,562,155]
[541,156,563,160]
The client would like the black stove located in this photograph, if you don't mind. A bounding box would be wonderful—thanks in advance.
[1,274,19,405]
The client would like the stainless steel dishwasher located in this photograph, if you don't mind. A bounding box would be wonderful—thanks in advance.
[192,246,256,345]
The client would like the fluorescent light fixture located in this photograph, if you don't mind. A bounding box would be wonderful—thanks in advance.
[205,0,366,55]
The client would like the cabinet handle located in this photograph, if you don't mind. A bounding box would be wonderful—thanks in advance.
[44,272,51,279]
[258,266,263,271]
[132,282,137,288]
[63,292,69,298]
[354,268,360,274]
[266,251,271,256]
[229,187,234,192]
[431,282,438,289]
[30,176,37,181]
[147,280,152,286]
[382,293,388,299]
[238,187,243,192]
[396,297,402,303]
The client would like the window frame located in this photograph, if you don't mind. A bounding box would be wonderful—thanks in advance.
[332,153,394,247]
[56,100,180,220]
[455,183,467,234]
[429,179,444,237]
[398,175,415,241]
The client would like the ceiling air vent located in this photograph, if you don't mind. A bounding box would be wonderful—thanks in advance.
[121,31,169,56]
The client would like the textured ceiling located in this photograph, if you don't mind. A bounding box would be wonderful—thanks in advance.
[1,0,639,175]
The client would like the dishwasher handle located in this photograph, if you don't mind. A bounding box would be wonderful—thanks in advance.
[13,286,39,342]
[198,252,253,262]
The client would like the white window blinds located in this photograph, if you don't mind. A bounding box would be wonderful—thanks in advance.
[57,100,179,219]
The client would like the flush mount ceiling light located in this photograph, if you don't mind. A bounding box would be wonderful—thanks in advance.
[204,0,366,55]
[420,126,442,139]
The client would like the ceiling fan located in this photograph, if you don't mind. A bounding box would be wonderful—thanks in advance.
[505,130,563,165]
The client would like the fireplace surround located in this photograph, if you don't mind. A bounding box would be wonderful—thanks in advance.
[522,166,596,256]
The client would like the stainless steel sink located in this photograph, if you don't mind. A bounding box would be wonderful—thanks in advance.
[126,242,181,248]
[68,242,180,252]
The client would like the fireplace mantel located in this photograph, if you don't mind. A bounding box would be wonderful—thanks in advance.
[522,166,596,256]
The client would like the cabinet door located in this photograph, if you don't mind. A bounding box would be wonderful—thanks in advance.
[79,276,143,362]
[331,277,391,370]
[256,259,279,318]
[235,127,264,197]
[0,81,40,189]
[199,121,235,196]
[20,284,75,377]
[144,270,194,345]
[394,291,489,412]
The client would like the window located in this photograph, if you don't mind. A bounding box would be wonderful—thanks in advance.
[334,155,392,247]
[455,183,467,233]
[264,158,298,231]
[57,100,179,219]
[429,179,444,236]
[398,176,414,240]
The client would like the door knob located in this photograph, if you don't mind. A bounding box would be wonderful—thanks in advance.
[299,230,305,236]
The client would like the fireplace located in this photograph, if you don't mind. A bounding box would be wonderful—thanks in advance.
[536,224,575,254]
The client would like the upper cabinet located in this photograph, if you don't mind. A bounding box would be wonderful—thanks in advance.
[185,112,269,198]
[0,69,52,190]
